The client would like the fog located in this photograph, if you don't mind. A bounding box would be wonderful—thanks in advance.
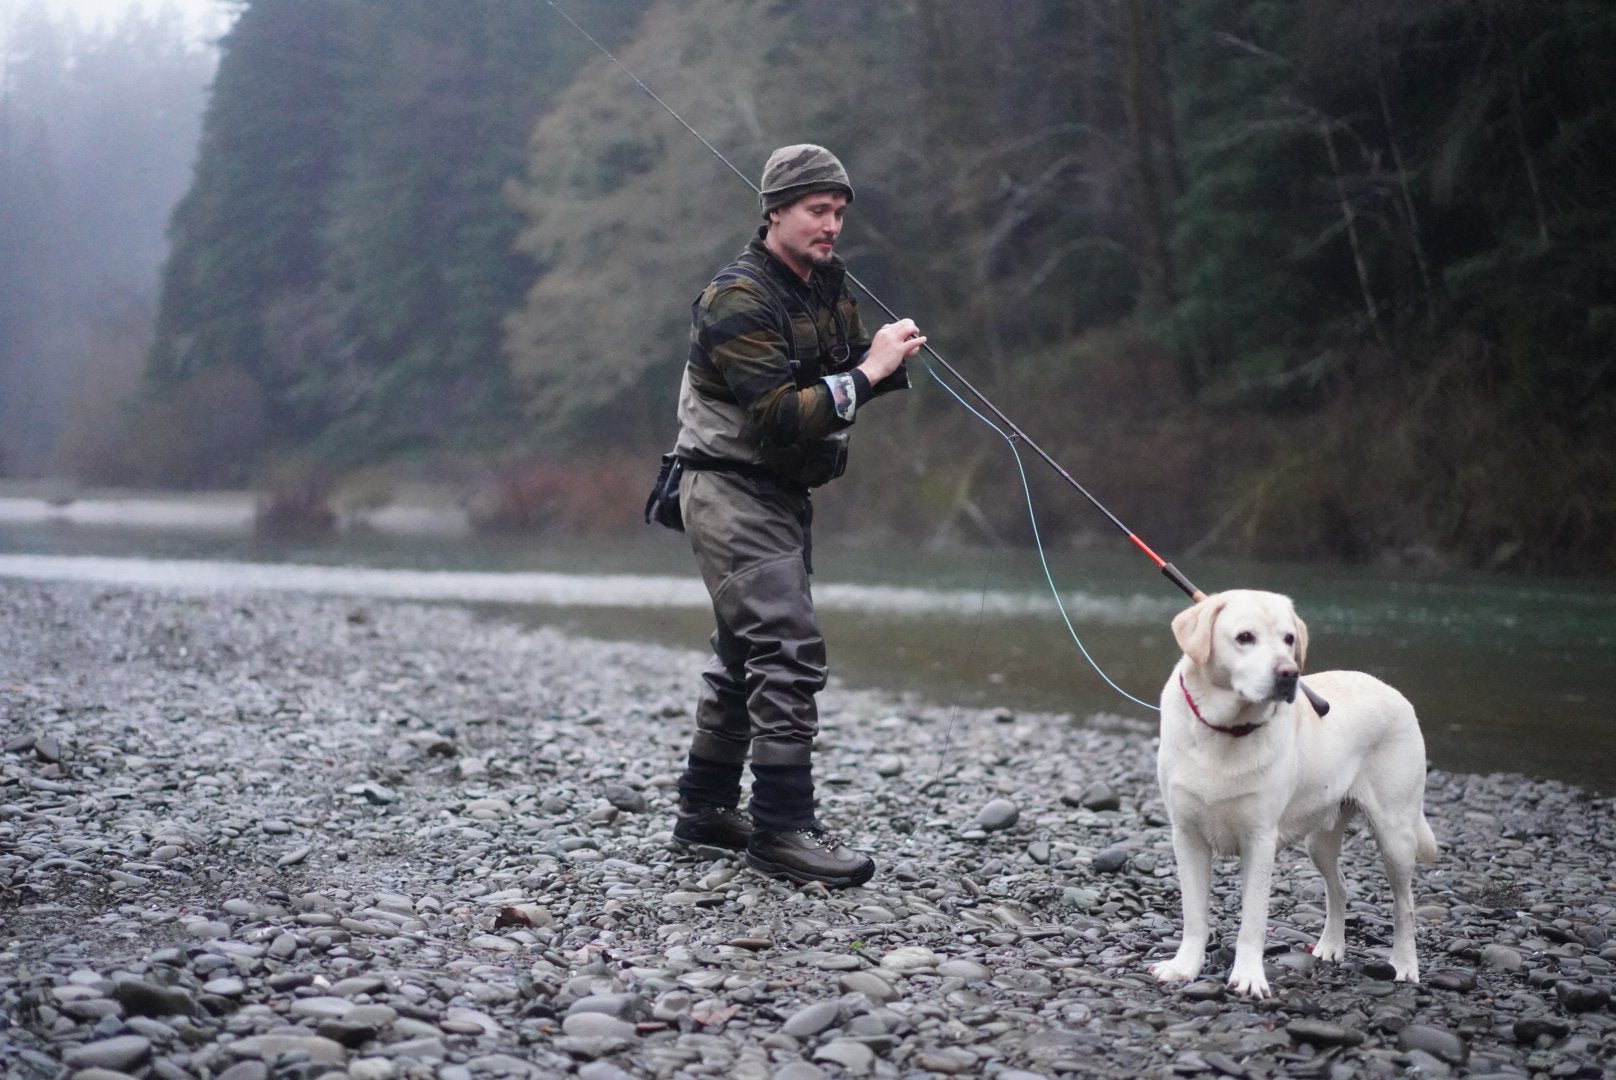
[0,1,218,475]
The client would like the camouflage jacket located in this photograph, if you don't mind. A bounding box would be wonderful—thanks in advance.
[674,227,903,487]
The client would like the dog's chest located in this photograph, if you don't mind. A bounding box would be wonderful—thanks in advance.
[1160,768,1273,851]
[1162,757,1352,853]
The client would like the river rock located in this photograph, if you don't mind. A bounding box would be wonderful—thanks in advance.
[975,798,1021,831]
[1398,1024,1468,1065]
[879,945,938,972]
[562,1013,636,1040]
[1554,982,1610,1012]
[1286,1019,1364,1047]
[814,1039,875,1073]
[62,1036,152,1072]
[783,1001,841,1038]
[838,971,899,1002]
[1479,943,1524,971]
[1090,840,1137,873]
[1074,780,1121,811]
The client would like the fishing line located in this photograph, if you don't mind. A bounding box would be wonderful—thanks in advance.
[911,364,1157,816]
[921,363,1161,713]
[545,2,758,192]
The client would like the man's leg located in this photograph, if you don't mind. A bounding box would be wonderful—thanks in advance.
[672,469,760,851]
[712,550,824,830]
[717,551,870,886]
[672,616,756,851]
[679,616,750,805]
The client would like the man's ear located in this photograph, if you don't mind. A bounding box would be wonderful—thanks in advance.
[1171,595,1226,666]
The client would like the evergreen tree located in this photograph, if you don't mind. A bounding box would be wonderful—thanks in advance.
[148,0,351,434]
[312,0,600,459]
[148,0,648,469]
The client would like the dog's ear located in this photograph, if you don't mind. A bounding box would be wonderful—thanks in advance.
[1172,595,1225,666]
[1291,608,1309,669]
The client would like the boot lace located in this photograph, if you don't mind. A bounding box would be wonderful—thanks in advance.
[792,827,847,850]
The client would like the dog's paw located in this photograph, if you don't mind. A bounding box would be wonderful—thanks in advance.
[1228,959,1272,998]
[1150,957,1202,984]
[1309,938,1345,964]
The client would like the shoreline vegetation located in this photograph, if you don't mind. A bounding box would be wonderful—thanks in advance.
[3,478,1613,582]
[3,578,1614,1078]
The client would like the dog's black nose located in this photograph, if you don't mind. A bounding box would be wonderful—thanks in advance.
[1274,667,1299,702]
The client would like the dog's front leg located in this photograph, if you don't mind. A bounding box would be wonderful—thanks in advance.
[1151,828,1212,985]
[1230,828,1280,997]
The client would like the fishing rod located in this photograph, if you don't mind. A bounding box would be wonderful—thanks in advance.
[546,2,1330,717]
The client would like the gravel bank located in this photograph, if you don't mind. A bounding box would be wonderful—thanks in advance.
[2,579,1613,1080]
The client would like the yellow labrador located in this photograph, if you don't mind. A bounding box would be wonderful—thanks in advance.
[1150,589,1437,998]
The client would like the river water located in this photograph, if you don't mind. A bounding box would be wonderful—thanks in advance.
[1,514,1612,794]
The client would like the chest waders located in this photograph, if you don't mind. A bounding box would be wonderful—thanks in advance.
[674,261,845,833]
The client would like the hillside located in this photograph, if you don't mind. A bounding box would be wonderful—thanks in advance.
[116,0,1616,572]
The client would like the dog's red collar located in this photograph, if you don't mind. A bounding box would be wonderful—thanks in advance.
[1180,674,1262,737]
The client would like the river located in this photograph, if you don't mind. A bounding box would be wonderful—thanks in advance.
[1,505,1612,794]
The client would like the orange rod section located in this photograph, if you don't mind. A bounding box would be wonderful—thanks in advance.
[1127,533,1167,568]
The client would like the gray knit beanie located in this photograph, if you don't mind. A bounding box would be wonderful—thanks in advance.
[758,144,854,218]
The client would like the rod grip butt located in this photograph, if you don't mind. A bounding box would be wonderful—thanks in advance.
[1302,681,1331,716]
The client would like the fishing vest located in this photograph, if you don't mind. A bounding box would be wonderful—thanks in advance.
[674,233,866,488]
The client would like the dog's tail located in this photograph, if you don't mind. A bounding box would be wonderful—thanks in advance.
[1415,813,1439,864]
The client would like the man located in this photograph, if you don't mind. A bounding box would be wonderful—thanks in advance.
[669,144,926,888]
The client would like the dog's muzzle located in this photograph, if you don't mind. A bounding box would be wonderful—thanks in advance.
[1273,668,1299,703]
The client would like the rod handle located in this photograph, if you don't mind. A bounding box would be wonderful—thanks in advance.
[1301,681,1331,716]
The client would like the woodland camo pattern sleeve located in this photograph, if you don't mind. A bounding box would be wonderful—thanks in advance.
[688,278,868,447]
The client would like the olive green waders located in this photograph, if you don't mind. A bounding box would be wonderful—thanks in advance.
[676,466,823,831]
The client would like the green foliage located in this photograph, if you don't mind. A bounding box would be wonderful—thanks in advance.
[149,0,649,469]
[148,0,352,423]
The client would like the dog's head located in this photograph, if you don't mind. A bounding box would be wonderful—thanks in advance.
[1172,589,1308,704]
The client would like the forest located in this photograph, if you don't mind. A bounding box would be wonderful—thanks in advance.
[7,0,1614,573]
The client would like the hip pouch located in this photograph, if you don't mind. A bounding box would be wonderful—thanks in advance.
[644,452,685,531]
[761,431,849,488]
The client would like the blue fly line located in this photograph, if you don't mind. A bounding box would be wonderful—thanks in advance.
[917,359,1161,714]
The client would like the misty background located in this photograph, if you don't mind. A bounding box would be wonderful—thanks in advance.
[2,0,1613,574]
[0,0,216,479]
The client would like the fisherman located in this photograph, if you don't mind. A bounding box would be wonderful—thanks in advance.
[669,144,926,887]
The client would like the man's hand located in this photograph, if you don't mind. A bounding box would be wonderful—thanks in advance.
[861,319,926,384]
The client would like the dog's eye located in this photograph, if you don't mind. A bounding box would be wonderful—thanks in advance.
[1284,633,1296,647]
[1235,631,1255,645]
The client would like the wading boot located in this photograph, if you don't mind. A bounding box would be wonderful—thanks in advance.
[671,797,753,852]
[746,827,875,889]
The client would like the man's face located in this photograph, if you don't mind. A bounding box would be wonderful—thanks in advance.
[766,190,848,278]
